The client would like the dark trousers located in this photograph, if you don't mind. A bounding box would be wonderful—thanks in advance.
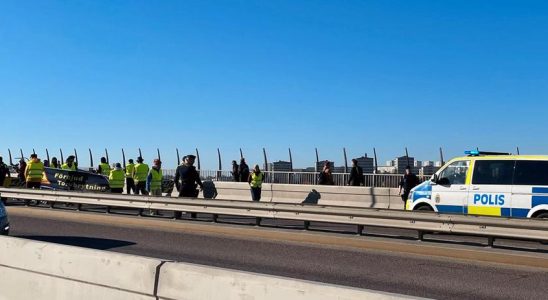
[401,191,410,208]
[250,187,262,201]
[111,188,123,194]
[176,187,199,219]
[135,181,148,195]
[126,178,136,194]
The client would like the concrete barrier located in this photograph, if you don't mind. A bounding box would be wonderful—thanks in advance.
[0,236,422,300]
[157,262,419,300]
[185,182,403,209]
[0,236,159,300]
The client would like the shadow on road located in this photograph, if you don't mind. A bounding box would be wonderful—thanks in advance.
[14,235,136,250]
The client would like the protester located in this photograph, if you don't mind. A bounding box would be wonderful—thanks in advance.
[108,163,125,194]
[133,157,149,195]
[248,164,264,201]
[125,159,136,194]
[25,154,44,189]
[50,157,60,169]
[146,159,163,196]
[97,157,111,176]
[62,155,77,170]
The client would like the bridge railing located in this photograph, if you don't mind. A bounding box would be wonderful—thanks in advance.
[1,188,546,244]
[161,169,431,188]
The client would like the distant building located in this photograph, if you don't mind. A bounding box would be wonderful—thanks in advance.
[355,154,375,174]
[392,156,415,174]
[377,166,397,174]
[419,165,440,176]
[414,160,422,168]
[268,160,292,172]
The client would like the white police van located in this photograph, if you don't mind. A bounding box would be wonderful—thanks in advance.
[406,151,548,219]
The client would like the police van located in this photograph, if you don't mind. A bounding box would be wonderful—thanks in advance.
[406,151,548,219]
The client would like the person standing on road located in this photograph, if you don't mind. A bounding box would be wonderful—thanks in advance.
[146,159,163,197]
[239,158,249,183]
[62,156,77,171]
[248,164,264,201]
[108,163,125,194]
[0,157,10,204]
[97,157,111,176]
[174,155,203,219]
[231,160,240,182]
[17,159,26,186]
[399,166,420,209]
[125,159,136,194]
[318,161,334,185]
[133,157,149,195]
[24,154,44,189]
[348,159,364,186]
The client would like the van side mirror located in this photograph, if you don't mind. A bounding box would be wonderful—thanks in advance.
[431,174,439,184]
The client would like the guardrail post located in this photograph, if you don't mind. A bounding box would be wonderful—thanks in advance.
[255,217,261,226]
[357,225,364,236]
[212,214,218,223]
[76,203,82,211]
[304,221,310,230]
[418,230,425,241]
[487,237,495,247]
[49,201,55,209]
[106,206,111,214]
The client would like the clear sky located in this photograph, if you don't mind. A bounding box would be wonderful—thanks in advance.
[1,1,547,169]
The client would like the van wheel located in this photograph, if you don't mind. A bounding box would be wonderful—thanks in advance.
[416,205,433,211]
[535,212,548,219]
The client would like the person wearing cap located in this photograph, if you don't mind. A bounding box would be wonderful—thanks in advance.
[97,157,111,176]
[146,159,163,197]
[109,163,125,194]
[399,166,420,209]
[62,156,77,171]
[125,159,136,194]
[24,154,44,189]
[132,156,150,195]
[174,154,203,218]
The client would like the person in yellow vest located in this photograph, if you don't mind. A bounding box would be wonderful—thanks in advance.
[61,155,77,171]
[146,159,163,196]
[24,154,44,189]
[97,157,111,176]
[50,157,60,169]
[125,159,136,194]
[248,164,264,201]
[132,156,149,195]
[109,163,125,194]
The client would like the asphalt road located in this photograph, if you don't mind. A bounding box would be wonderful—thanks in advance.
[5,205,548,300]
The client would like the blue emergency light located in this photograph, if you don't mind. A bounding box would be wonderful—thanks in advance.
[464,150,480,156]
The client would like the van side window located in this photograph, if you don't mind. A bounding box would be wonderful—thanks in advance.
[438,160,469,185]
[513,161,548,185]
[472,160,514,185]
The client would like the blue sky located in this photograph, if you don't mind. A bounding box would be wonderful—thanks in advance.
[1,1,547,169]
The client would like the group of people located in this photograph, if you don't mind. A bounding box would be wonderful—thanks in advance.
[1,152,421,209]
[317,159,365,186]
[231,158,264,201]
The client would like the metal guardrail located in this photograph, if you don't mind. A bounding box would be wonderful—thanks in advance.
[160,170,431,188]
[1,188,546,244]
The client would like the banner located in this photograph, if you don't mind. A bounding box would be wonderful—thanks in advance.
[42,167,110,192]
